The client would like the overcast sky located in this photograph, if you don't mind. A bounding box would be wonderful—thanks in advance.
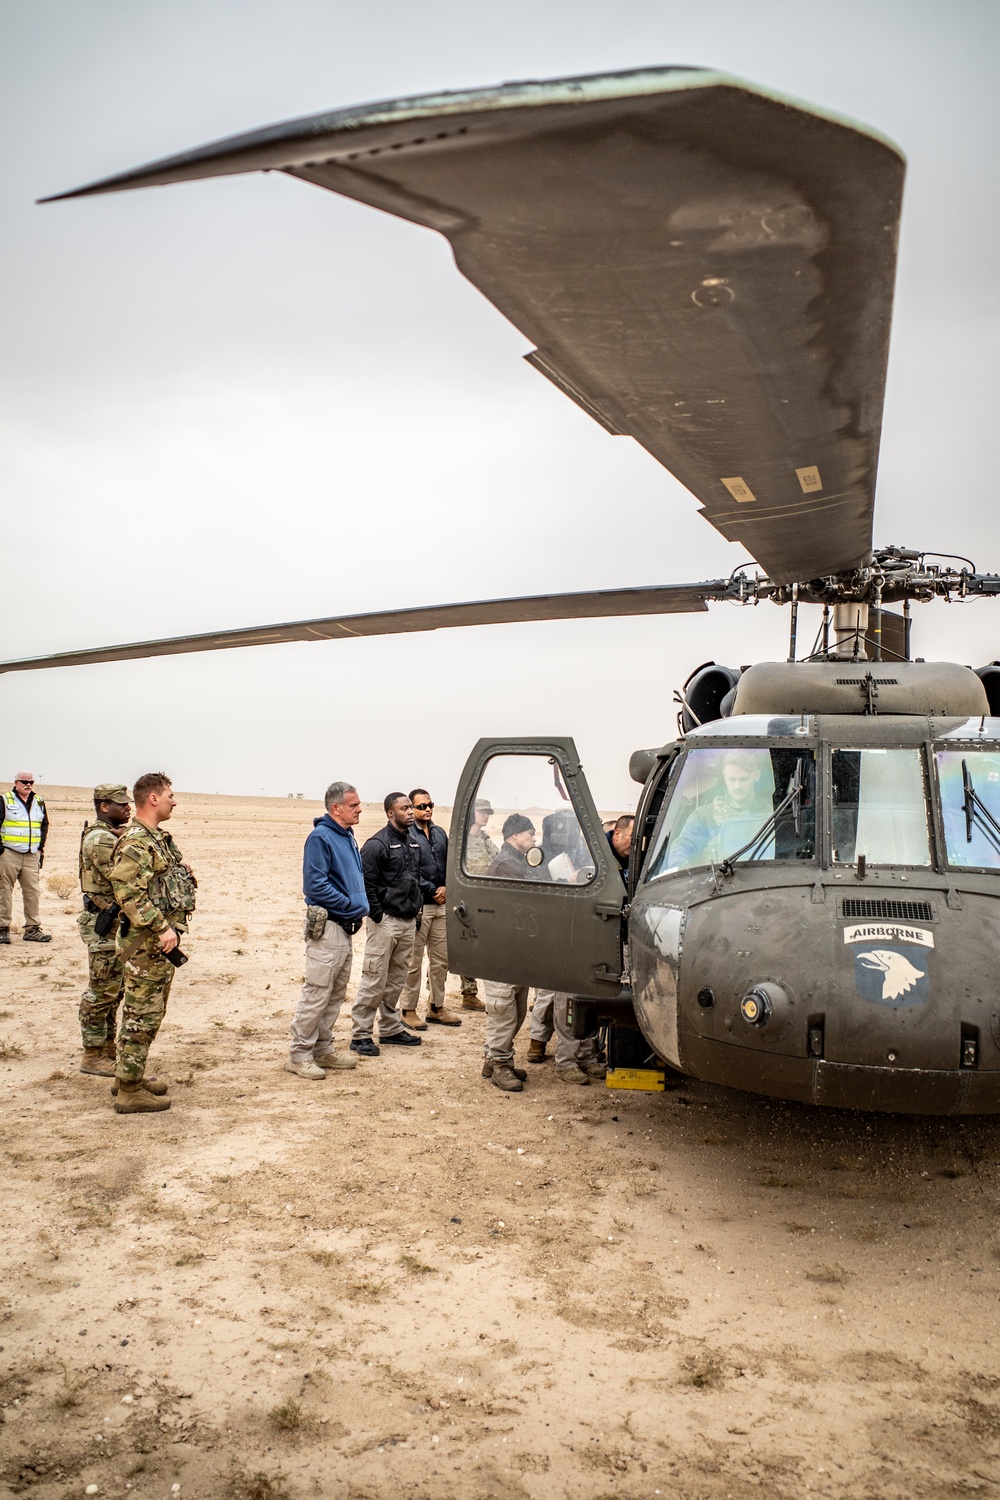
[2,0,998,808]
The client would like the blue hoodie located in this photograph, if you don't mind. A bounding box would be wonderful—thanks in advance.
[303,815,369,922]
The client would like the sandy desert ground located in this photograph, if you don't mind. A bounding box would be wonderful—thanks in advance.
[1,786,1000,1500]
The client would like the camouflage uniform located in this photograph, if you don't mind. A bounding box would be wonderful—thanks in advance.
[77,793,127,1050]
[460,820,499,1000]
[110,820,197,1083]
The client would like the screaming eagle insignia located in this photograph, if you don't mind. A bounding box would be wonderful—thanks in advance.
[843,923,933,1008]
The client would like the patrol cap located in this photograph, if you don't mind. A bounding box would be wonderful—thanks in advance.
[93,783,130,805]
[475,797,494,814]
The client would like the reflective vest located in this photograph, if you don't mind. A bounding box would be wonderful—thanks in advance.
[2,790,46,853]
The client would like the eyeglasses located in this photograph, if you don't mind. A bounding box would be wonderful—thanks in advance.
[15,779,34,785]
[413,802,434,811]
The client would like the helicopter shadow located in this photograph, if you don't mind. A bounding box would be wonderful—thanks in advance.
[646,1076,1000,1234]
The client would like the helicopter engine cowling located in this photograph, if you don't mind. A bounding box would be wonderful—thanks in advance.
[678,662,742,733]
[974,663,1000,716]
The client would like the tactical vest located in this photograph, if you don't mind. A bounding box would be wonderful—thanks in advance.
[79,819,118,903]
[2,790,45,853]
[148,831,197,920]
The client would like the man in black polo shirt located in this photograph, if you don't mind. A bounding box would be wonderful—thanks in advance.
[350,792,424,1057]
[400,788,461,1029]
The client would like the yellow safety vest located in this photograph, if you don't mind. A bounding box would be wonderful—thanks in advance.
[2,790,46,853]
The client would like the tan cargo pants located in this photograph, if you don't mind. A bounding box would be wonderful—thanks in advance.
[399,903,448,1014]
[290,920,354,1062]
[351,914,416,1040]
[483,981,530,1064]
[0,849,41,928]
[529,989,600,1068]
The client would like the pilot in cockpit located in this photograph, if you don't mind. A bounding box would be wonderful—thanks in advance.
[668,751,774,869]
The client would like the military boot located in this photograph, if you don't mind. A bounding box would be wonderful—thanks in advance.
[427,1005,462,1026]
[481,1058,527,1081]
[80,1047,116,1077]
[100,1038,117,1063]
[527,1039,547,1063]
[556,1064,590,1086]
[489,1063,524,1092]
[113,1081,171,1114]
[313,1051,358,1071]
[461,994,485,1011]
[0,927,9,944]
[111,1076,170,1097]
[22,926,52,943]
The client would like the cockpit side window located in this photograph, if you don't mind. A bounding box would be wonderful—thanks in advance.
[936,749,1000,869]
[463,753,599,885]
[830,748,930,866]
[646,747,816,878]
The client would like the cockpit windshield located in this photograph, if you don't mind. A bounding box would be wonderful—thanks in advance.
[647,747,816,878]
[830,748,931,866]
[936,749,1000,869]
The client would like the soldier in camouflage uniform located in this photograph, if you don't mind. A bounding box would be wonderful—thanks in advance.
[77,783,131,1076]
[458,798,498,1009]
[108,772,197,1116]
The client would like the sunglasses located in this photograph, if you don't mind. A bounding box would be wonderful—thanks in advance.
[16,779,34,785]
[413,802,434,811]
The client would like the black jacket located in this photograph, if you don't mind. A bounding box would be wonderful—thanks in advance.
[413,821,448,903]
[486,841,545,881]
[361,822,423,922]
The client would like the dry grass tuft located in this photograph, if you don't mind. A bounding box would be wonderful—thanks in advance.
[227,1468,291,1500]
[400,1254,436,1275]
[805,1263,851,1286]
[45,871,76,899]
[52,1365,88,1409]
[268,1398,303,1432]
[0,1038,26,1061]
[682,1353,726,1389]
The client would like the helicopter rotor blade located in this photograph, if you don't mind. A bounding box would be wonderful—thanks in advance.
[0,580,731,675]
[45,68,905,587]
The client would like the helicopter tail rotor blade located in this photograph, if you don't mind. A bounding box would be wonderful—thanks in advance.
[0,581,731,675]
[44,67,904,586]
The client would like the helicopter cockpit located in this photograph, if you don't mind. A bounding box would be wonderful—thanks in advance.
[648,746,816,875]
[640,718,1000,885]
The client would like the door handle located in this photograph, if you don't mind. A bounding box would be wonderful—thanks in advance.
[453,900,472,927]
[594,902,621,920]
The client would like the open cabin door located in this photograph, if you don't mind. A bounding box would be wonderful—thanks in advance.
[446,738,625,998]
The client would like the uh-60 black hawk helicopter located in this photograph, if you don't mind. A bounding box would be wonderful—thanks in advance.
[10,66,1000,1114]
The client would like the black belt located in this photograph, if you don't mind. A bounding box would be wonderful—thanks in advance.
[331,915,364,936]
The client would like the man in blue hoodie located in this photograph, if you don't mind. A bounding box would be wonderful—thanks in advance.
[287,780,369,1080]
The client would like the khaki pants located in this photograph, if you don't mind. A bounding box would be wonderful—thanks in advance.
[0,849,41,928]
[529,989,599,1068]
[399,903,448,1014]
[483,981,529,1064]
[290,920,354,1062]
[351,915,416,1040]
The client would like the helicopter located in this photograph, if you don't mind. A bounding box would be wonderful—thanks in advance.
[8,65,1000,1114]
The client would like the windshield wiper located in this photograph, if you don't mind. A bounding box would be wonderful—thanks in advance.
[720,759,805,877]
[961,758,1000,857]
